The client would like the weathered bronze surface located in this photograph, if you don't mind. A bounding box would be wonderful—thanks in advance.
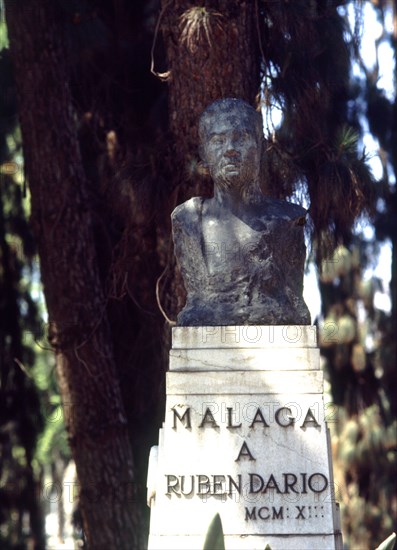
[172,98,310,326]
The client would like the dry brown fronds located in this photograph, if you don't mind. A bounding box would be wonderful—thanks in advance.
[179,7,225,53]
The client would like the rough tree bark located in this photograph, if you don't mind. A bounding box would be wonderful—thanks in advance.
[5,1,143,548]
[161,0,259,197]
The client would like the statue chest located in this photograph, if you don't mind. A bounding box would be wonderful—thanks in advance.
[201,214,268,276]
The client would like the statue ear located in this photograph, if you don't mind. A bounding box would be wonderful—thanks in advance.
[197,160,210,177]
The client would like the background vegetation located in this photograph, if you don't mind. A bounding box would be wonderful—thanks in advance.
[0,0,395,548]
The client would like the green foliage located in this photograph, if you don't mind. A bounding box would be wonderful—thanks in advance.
[331,405,397,546]
[35,405,69,466]
[0,12,9,49]
[336,125,359,156]
[260,0,377,257]
[314,2,396,546]
[0,0,394,547]
[319,231,396,547]
[203,513,225,550]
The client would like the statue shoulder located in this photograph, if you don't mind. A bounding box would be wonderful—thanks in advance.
[262,198,307,222]
[284,200,307,220]
[171,197,205,227]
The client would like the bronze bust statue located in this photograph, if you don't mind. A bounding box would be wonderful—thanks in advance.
[172,98,310,326]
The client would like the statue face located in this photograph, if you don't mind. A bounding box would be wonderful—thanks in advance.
[201,112,261,192]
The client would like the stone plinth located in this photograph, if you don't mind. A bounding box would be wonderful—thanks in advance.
[147,326,342,550]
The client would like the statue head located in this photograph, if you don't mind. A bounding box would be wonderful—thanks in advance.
[198,98,263,197]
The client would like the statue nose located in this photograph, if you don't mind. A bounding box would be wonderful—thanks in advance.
[225,147,239,158]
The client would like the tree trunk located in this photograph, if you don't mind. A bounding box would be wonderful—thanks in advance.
[5,1,143,548]
[161,0,260,200]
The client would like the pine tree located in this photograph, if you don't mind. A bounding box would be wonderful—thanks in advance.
[2,0,395,547]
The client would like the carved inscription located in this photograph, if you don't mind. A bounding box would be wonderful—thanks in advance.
[165,473,328,497]
[245,505,326,521]
[172,405,321,431]
[167,401,328,523]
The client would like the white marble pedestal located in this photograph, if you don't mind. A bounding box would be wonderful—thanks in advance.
[147,326,343,549]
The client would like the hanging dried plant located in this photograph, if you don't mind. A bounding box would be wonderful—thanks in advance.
[179,7,225,53]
